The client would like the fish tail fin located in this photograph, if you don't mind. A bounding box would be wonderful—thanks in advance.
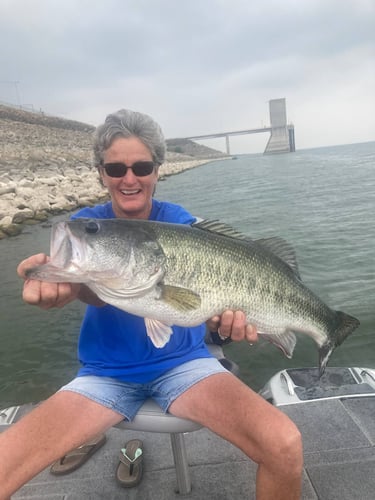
[318,311,360,377]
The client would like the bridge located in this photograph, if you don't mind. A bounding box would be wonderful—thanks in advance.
[183,98,295,155]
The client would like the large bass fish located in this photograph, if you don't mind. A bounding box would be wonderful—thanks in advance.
[26,218,360,375]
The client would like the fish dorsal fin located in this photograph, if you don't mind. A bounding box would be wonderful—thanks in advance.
[193,219,300,278]
[192,219,250,241]
[254,237,301,278]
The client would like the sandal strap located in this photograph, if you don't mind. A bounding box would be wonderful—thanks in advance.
[119,446,143,468]
[62,443,98,459]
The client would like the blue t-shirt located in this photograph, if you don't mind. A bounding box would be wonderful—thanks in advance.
[71,199,212,383]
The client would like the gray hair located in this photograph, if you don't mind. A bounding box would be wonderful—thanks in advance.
[93,109,166,167]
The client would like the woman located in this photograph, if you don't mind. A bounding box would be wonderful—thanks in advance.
[0,109,302,500]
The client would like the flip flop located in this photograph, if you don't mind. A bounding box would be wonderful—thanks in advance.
[116,439,144,488]
[50,434,107,475]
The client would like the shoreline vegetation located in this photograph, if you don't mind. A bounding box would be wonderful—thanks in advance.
[0,104,225,239]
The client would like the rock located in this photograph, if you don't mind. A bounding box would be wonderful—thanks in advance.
[76,197,95,207]
[39,177,59,186]
[12,208,35,224]
[0,215,13,226]
[18,179,35,188]
[33,211,49,221]
[26,199,51,213]
[0,185,16,195]
[15,187,35,199]
[1,223,23,236]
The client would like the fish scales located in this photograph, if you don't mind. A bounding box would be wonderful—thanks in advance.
[155,223,329,334]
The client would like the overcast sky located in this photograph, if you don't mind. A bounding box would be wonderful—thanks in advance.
[1,0,374,153]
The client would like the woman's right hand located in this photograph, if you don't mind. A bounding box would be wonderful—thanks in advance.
[17,253,81,309]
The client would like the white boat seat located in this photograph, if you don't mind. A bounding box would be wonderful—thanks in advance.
[115,340,239,495]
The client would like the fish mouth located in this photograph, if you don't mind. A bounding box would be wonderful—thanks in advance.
[50,222,73,267]
[25,222,82,282]
[49,222,86,274]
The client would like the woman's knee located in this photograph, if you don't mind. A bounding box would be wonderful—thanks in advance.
[280,422,303,467]
[250,412,303,476]
[267,419,303,476]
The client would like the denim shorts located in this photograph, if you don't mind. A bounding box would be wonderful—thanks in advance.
[59,358,228,421]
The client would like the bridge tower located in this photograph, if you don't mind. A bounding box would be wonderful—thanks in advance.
[264,98,295,154]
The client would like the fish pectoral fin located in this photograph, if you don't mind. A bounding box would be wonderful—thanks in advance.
[160,285,201,312]
[145,318,173,348]
[260,330,297,358]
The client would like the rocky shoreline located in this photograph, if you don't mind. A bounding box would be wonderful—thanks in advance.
[0,105,215,239]
[0,157,211,239]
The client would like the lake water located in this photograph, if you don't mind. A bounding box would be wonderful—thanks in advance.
[1,141,375,407]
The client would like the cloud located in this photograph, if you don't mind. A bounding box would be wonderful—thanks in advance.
[0,0,374,152]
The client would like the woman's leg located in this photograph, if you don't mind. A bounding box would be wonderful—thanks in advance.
[169,372,303,500]
[0,390,124,499]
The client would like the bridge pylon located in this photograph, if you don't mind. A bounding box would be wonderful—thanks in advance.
[264,98,295,154]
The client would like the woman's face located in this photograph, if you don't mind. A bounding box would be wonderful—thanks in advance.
[100,136,159,219]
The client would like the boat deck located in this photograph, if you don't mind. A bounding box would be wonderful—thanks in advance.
[3,394,375,499]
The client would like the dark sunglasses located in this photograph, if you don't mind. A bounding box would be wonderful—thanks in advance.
[102,161,155,178]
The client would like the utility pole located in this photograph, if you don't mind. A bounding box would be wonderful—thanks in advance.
[0,80,21,106]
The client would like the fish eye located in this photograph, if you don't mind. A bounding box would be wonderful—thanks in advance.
[85,221,100,234]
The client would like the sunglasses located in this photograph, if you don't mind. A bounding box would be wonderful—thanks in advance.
[102,161,156,178]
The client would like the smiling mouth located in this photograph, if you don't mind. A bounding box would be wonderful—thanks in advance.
[120,189,141,196]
